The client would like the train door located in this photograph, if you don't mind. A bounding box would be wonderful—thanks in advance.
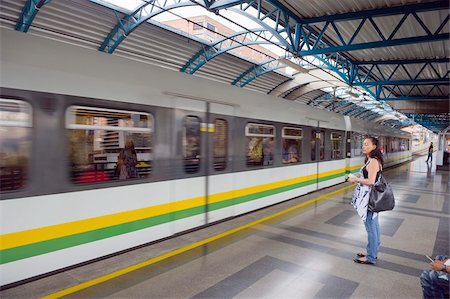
[207,103,235,223]
[172,98,207,234]
[311,123,326,190]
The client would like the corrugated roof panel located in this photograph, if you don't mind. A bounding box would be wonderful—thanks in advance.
[0,0,26,29]
[197,54,253,85]
[332,18,385,45]
[395,85,449,97]
[375,14,428,40]
[347,14,392,44]
[417,10,449,35]
[117,24,203,71]
[32,0,117,47]
[246,72,288,94]
[291,89,325,104]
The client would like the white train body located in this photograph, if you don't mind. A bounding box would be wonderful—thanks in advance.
[0,29,411,286]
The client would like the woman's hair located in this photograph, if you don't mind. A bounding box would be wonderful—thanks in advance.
[364,136,384,165]
[125,139,137,155]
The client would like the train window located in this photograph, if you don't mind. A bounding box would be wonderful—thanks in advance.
[0,99,32,192]
[282,127,302,164]
[331,132,342,159]
[184,116,201,173]
[213,119,228,171]
[245,123,275,167]
[66,106,153,184]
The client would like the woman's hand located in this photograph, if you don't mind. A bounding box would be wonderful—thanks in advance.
[430,260,446,271]
[347,177,358,183]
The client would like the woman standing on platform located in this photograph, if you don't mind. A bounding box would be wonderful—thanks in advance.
[348,137,383,265]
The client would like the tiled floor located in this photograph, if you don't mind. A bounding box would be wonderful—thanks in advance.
[1,155,449,298]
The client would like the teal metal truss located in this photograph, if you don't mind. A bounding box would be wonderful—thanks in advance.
[405,113,450,132]
[180,28,283,74]
[182,0,449,100]
[99,0,196,53]
[16,0,52,32]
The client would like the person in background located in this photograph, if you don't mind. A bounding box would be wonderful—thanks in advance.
[117,139,138,179]
[420,255,449,299]
[282,140,299,163]
[348,136,383,265]
[425,142,434,163]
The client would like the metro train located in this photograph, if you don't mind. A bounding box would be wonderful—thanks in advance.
[0,29,411,286]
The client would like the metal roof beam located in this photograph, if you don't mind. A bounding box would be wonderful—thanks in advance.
[182,0,448,102]
[382,96,449,101]
[181,1,295,74]
[299,1,449,24]
[355,58,450,65]
[295,1,449,55]
[353,78,449,86]
[299,34,450,56]
[209,0,251,10]
[180,29,282,74]
[16,0,51,32]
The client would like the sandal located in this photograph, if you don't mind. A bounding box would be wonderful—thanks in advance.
[353,258,375,265]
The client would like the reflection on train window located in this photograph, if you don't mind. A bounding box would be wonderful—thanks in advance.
[311,130,316,161]
[319,131,325,160]
[0,99,32,192]
[331,132,342,159]
[352,133,363,157]
[213,119,227,171]
[387,137,400,153]
[282,127,302,164]
[312,130,325,161]
[400,138,408,151]
[66,106,153,184]
[184,116,201,173]
[245,123,274,167]
[378,136,386,154]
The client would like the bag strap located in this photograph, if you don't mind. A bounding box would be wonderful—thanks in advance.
[369,158,383,184]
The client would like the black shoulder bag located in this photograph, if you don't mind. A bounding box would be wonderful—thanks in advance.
[368,165,395,213]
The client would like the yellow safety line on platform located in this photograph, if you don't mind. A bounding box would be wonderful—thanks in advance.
[41,184,355,299]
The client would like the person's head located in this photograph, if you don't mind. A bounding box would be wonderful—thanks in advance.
[363,136,384,165]
[124,139,136,155]
[125,139,135,150]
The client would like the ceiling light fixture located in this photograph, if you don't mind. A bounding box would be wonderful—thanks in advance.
[345,89,359,98]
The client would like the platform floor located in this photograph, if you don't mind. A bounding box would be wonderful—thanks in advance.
[2,155,449,299]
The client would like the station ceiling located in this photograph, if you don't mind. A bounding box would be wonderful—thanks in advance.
[1,0,448,132]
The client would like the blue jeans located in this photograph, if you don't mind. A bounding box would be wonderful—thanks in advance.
[426,152,432,162]
[420,255,450,299]
[364,211,380,263]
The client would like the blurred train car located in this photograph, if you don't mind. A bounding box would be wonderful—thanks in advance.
[0,29,411,286]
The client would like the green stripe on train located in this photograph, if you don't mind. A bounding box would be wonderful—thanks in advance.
[0,172,345,264]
